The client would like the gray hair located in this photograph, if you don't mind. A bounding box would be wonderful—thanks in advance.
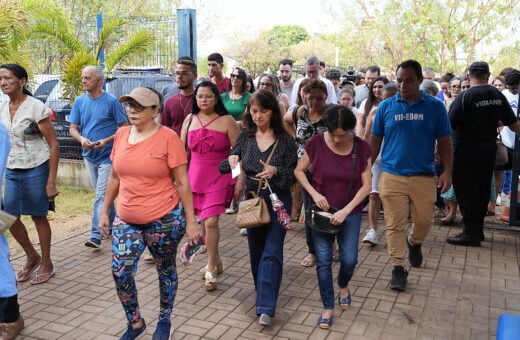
[83,65,104,80]
[306,56,320,67]
[420,79,438,97]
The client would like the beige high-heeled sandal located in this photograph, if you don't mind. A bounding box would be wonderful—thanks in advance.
[204,267,217,291]
[200,261,224,279]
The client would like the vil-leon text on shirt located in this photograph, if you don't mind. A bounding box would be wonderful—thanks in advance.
[474,99,502,108]
[394,113,424,121]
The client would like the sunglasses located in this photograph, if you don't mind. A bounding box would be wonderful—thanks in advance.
[230,74,241,79]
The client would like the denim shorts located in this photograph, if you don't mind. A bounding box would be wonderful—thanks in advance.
[4,160,49,216]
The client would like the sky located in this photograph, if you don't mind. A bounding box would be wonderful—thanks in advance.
[191,0,341,55]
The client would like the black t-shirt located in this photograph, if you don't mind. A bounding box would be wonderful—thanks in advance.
[449,84,517,146]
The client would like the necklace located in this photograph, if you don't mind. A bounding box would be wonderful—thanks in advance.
[179,94,193,116]
[229,91,243,105]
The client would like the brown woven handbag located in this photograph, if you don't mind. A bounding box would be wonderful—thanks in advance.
[235,140,278,229]
[236,191,271,228]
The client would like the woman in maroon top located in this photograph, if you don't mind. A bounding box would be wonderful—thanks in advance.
[295,105,372,330]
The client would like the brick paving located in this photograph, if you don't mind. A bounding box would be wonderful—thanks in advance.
[9,213,520,340]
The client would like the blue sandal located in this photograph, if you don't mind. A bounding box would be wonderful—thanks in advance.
[338,289,351,309]
[317,315,333,329]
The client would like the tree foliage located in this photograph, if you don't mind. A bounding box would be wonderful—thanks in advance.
[261,25,310,46]
[0,0,30,66]
[344,0,520,75]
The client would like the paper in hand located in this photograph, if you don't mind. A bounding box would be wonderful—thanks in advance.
[231,165,241,179]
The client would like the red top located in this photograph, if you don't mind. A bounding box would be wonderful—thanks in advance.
[213,77,231,94]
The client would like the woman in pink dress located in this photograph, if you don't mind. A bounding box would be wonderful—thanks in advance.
[181,81,240,291]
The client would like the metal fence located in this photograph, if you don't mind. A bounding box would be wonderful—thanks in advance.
[28,15,178,74]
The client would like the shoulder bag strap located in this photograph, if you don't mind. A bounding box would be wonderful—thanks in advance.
[257,139,279,195]
[345,137,358,203]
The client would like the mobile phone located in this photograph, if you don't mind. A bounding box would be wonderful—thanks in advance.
[48,199,56,212]
[91,141,101,146]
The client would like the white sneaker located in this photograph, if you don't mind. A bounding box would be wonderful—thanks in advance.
[226,202,238,214]
[496,195,502,206]
[362,229,378,245]
[239,228,247,235]
[259,314,272,326]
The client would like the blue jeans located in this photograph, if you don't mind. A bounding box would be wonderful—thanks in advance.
[312,212,362,310]
[501,169,512,195]
[246,188,291,317]
[84,159,115,242]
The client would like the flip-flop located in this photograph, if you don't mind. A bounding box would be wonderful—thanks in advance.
[30,270,55,285]
[16,260,41,282]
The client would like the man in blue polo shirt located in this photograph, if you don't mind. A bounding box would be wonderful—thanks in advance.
[70,65,128,249]
[370,60,452,292]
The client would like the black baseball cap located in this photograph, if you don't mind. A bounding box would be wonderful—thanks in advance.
[468,61,489,74]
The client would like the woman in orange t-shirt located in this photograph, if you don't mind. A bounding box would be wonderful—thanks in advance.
[98,87,199,339]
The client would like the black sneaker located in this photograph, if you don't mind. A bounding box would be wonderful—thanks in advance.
[407,239,422,267]
[390,266,408,291]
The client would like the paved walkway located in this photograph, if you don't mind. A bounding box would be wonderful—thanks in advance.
[9,213,520,339]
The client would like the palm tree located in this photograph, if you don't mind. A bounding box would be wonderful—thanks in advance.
[23,0,153,102]
[0,0,30,67]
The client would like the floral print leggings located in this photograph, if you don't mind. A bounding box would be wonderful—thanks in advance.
[111,203,186,323]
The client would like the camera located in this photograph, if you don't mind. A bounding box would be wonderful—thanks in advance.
[23,122,41,135]
[343,65,360,83]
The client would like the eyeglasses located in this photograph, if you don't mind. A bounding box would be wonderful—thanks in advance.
[196,94,215,100]
[175,71,192,77]
[122,102,154,113]
[450,85,461,89]
[230,74,240,79]
[259,82,272,87]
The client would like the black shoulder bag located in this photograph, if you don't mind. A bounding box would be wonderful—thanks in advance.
[308,137,358,234]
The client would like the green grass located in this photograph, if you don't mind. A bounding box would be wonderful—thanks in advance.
[5,185,95,239]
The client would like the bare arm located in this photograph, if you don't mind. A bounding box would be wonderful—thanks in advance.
[283,109,296,138]
[226,116,240,148]
[369,135,383,164]
[436,135,452,194]
[362,107,377,141]
[38,117,59,199]
[99,168,120,238]
[171,164,200,245]
[294,152,328,208]
[180,114,192,146]
[70,123,93,151]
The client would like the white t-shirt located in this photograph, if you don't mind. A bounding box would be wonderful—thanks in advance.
[289,76,337,106]
[499,89,518,149]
